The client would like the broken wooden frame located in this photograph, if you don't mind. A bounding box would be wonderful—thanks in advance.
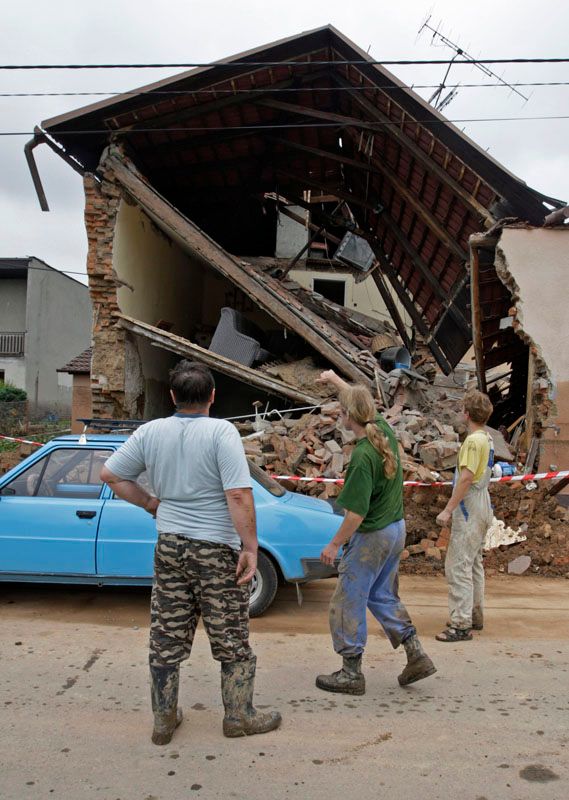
[116,314,319,405]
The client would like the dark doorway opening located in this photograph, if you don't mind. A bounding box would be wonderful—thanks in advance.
[313,278,346,306]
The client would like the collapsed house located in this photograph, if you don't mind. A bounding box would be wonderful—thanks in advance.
[26,25,566,473]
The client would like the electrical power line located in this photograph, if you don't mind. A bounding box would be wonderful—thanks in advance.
[0,57,569,70]
[2,115,569,137]
[2,81,569,98]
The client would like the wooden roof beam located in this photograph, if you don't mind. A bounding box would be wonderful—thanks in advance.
[331,72,495,226]
[276,168,381,214]
[342,126,469,263]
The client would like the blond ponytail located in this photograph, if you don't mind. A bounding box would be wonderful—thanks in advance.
[364,422,398,480]
[339,384,398,480]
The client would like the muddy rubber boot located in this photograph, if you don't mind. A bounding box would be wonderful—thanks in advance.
[316,654,366,695]
[398,635,437,687]
[221,657,282,738]
[150,664,183,745]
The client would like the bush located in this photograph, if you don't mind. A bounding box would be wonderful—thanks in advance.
[0,383,27,402]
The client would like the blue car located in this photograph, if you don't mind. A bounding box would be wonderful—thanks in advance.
[0,434,342,615]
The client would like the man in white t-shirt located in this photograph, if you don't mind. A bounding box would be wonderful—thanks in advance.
[101,361,281,744]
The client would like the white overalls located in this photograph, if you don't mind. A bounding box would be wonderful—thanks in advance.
[445,432,494,630]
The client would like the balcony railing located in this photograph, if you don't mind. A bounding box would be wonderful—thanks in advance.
[0,332,25,357]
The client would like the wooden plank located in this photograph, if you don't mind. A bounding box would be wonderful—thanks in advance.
[470,244,487,392]
[372,269,413,351]
[105,150,370,385]
[545,474,569,498]
[371,251,453,373]
[269,136,375,173]
[522,350,536,451]
[331,74,495,225]
[117,314,318,405]
[256,97,378,131]
[276,168,380,214]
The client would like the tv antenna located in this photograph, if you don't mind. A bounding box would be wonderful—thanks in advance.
[417,15,529,110]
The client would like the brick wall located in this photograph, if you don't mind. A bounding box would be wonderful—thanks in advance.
[83,170,127,418]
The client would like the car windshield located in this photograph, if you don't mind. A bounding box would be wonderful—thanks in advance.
[247,460,286,497]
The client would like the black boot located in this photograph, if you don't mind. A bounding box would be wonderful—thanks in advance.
[316,654,366,695]
[398,635,437,686]
[150,664,183,745]
[221,656,282,738]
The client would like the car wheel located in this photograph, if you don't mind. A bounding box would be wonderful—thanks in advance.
[249,551,278,618]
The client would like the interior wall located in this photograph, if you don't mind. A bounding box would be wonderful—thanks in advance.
[497,227,569,480]
[114,201,204,339]
[201,270,277,331]
[289,267,409,329]
[113,200,207,417]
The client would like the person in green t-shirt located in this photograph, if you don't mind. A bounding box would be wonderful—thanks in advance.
[315,371,436,695]
[435,389,494,643]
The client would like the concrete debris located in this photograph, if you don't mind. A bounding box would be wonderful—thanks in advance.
[484,518,528,550]
[507,555,532,575]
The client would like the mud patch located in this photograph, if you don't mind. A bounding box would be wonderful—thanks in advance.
[83,649,105,671]
[56,676,78,696]
[519,764,559,782]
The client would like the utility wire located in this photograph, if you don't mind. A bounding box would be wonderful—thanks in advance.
[2,81,569,97]
[3,115,569,136]
[1,57,569,69]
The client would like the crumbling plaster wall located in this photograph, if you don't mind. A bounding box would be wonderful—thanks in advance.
[496,227,569,471]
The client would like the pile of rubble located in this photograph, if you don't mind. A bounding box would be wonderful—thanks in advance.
[237,369,568,578]
[239,367,495,494]
[400,482,568,577]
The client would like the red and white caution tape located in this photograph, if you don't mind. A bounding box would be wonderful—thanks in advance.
[270,469,569,488]
[0,434,43,447]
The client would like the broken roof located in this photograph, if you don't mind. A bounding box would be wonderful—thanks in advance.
[37,25,564,372]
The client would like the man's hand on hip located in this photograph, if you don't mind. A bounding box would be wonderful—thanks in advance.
[236,550,257,585]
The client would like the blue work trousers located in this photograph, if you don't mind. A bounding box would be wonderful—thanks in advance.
[330,520,415,656]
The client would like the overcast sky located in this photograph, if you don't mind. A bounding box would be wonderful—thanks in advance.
[1,0,567,283]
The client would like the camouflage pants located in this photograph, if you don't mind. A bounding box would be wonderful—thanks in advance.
[149,533,254,668]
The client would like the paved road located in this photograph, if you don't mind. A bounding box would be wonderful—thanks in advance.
[1,576,568,799]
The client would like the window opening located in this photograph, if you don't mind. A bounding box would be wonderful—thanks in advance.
[312,278,346,306]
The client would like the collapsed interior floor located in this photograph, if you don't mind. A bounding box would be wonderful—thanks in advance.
[112,198,332,418]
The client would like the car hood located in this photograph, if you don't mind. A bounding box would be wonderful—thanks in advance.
[281,490,338,515]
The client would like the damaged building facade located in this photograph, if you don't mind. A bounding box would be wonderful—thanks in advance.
[27,26,566,473]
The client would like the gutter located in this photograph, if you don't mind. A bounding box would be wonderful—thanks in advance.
[25,126,88,212]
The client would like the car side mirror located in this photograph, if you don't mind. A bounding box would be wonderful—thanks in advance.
[0,487,16,496]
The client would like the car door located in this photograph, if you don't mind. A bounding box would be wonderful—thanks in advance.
[96,472,157,578]
[0,446,113,576]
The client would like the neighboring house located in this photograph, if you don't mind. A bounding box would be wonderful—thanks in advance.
[57,348,92,433]
[0,258,92,416]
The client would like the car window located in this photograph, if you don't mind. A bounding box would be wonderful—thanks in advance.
[0,448,112,499]
[248,459,286,497]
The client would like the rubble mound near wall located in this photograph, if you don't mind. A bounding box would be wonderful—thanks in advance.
[239,396,568,579]
[400,483,569,578]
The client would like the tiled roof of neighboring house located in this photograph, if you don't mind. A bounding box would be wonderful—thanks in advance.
[57,347,92,374]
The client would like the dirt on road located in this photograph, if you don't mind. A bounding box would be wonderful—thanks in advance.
[1,576,568,800]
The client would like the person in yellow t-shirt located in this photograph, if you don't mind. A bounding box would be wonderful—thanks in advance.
[435,389,494,642]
